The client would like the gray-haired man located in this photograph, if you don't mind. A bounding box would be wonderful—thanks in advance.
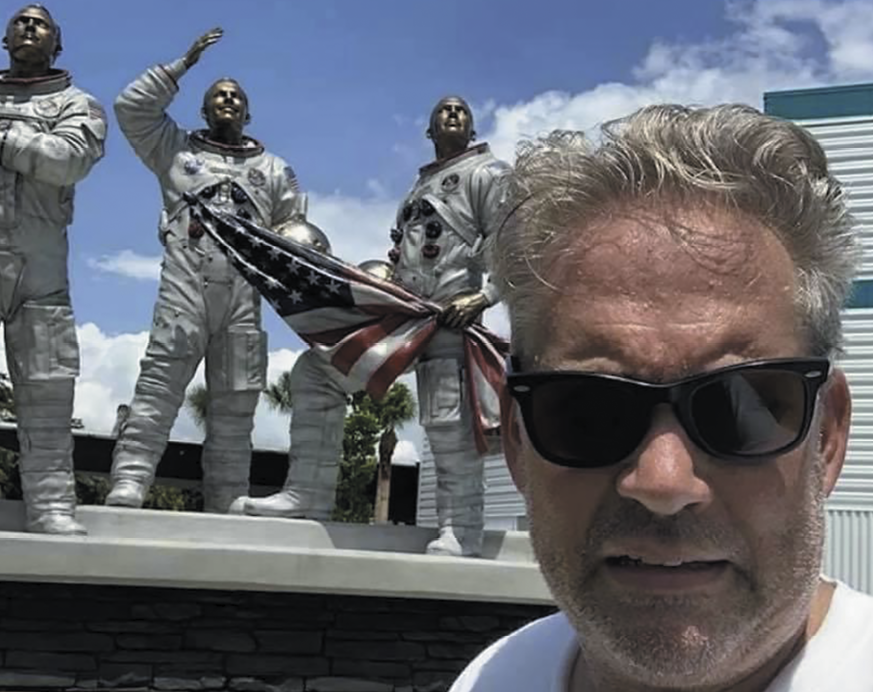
[452,105,873,690]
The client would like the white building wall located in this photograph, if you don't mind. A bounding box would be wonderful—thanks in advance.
[806,114,873,594]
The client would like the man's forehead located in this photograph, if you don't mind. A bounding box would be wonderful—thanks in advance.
[210,80,244,94]
[11,6,52,25]
[559,203,785,282]
[438,98,468,110]
[522,203,798,369]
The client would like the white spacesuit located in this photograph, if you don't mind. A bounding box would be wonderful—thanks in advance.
[0,68,107,534]
[106,58,299,512]
[241,132,509,557]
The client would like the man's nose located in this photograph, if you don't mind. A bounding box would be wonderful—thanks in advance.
[615,405,713,516]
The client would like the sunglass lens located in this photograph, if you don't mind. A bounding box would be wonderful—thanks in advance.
[528,377,650,467]
[691,369,806,457]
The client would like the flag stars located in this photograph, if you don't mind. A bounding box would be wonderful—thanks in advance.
[307,270,321,286]
[326,280,341,294]
[289,290,304,304]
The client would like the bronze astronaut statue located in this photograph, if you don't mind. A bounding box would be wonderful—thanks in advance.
[0,4,107,534]
[236,96,509,557]
[106,29,301,512]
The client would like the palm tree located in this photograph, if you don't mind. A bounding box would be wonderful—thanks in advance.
[357,383,416,523]
[263,370,294,414]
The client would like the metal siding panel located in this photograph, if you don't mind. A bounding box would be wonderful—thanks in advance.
[834,310,873,509]
[800,116,873,512]
[800,117,873,277]
[824,508,873,594]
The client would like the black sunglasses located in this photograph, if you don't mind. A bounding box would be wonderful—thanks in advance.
[506,357,831,468]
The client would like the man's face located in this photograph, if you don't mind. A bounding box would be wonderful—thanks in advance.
[4,6,56,65]
[503,204,850,688]
[203,80,248,132]
[429,98,473,148]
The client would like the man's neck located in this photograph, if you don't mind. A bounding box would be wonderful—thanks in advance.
[7,59,51,80]
[569,581,836,692]
[206,126,244,147]
[434,139,470,162]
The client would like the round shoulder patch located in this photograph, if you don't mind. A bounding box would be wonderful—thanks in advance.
[33,97,61,119]
[441,173,460,192]
[248,168,267,188]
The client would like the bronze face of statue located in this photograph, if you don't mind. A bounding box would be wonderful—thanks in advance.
[3,4,61,78]
[427,96,475,162]
[200,78,250,146]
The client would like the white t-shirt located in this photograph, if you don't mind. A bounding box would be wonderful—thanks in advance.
[449,582,873,691]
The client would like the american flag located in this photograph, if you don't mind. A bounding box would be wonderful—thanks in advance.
[186,195,508,455]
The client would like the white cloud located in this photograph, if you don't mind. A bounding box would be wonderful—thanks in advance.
[307,191,398,268]
[482,0,873,161]
[87,250,162,281]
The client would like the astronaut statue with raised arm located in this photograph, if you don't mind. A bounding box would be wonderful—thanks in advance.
[0,4,107,534]
[238,96,509,557]
[106,28,300,513]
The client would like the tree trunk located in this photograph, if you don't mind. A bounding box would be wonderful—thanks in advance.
[374,428,397,524]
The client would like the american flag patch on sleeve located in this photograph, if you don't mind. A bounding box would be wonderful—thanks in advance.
[87,98,107,123]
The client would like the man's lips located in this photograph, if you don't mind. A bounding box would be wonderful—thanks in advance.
[601,544,733,591]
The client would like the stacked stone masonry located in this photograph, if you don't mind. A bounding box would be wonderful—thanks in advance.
[0,582,555,692]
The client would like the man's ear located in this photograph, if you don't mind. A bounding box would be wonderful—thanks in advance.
[819,369,851,497]
[500,379,528,495]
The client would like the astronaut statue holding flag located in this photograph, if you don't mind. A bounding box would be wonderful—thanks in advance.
[106,28,300,513]
[230,96,510,558]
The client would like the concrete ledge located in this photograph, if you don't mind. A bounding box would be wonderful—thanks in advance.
[0,500,552,605]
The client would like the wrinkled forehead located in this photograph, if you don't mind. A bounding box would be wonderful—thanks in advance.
[514,203,799,366]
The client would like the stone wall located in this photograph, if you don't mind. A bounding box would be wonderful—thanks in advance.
[0,581,555,692]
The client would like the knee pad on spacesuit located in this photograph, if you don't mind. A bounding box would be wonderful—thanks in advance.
[416,357,464,428]
[6,303,79,382]
[209,327,268,393]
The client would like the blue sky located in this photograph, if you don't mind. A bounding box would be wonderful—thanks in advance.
[8,0,873,455]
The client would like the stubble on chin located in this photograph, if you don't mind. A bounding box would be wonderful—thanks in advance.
[525,453,828,689]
